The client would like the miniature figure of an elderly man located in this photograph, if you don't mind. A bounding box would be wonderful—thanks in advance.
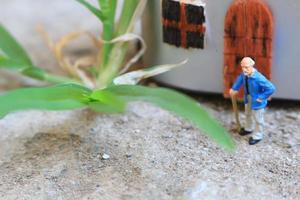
[229,57,276,145]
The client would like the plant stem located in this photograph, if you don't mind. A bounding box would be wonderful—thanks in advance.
[98,0,117,69]
[115,0,140,36]
[97,42,128,88]
[97,0,139,88]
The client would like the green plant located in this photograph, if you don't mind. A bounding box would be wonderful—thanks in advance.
[0,0,235,151]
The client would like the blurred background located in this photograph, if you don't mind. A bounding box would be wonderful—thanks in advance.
[0,0,141,89]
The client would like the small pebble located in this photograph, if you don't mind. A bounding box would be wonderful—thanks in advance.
[102,153,110,160]
[126,154,132,158]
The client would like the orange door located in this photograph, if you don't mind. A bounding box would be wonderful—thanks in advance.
[223,0,273,99]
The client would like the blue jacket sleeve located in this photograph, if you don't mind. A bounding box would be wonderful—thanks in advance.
[257,76,276,100]
[231,73,244,91]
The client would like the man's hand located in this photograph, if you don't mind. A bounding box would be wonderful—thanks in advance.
[229,89,238,97]
[256,98,263,103]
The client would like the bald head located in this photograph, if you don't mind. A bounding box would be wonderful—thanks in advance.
[241,57,255,67]
[240,57,255,76]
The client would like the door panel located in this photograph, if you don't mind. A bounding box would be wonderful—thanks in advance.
[223,0,273,99]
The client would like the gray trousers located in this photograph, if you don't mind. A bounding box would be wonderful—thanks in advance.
[244,96,265,140]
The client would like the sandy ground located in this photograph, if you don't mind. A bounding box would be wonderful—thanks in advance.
[0,97,299,200]
[0,1,299,199]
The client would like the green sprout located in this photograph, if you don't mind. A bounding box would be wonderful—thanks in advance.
[0,0,235,151]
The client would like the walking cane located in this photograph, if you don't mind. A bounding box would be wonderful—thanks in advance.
[231,94,241,132]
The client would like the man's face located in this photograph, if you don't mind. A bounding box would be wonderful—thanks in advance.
[241,65,253,76]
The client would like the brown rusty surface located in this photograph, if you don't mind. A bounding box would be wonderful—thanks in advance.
[224,38,246,55]
[223,0,273,99]
[180,2,188,48]
[245,38,272,57]
[224,0,246,38]
[162,19,206,33]
[162,0,206,49]
[246,0,273,39]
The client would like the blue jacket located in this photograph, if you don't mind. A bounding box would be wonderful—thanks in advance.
[231,69,276,110]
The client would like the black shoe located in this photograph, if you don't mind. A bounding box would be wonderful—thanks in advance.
[249,137,262,145]
[239,128,253,136]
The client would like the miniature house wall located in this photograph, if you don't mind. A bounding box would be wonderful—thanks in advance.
[142,0,300,100]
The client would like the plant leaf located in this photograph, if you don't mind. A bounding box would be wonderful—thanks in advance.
[0,84,129,118]
[88,101,125,113]
[0,25,78,84]
[22,67,76,84]
[113,59,188,85]
[89,90,126,112]
[0,24,32,65]
[0,55,30,70]
[75,0,104,21]
[0,84,92,118]
[105,85,235,151]
[0,59,78,84]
